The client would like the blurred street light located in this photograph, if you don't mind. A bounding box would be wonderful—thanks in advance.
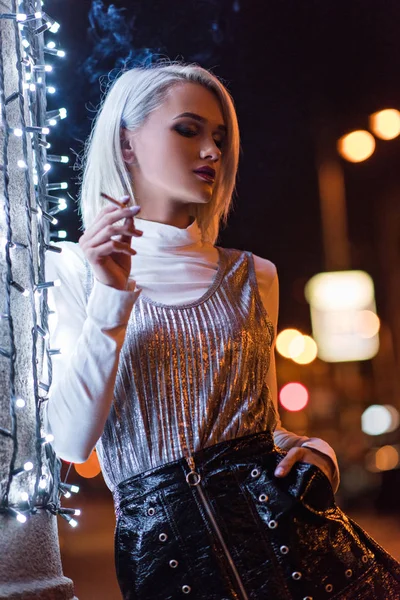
[369,108,400,140]
[279,382,309,411]
[305,270,379,362]
[337,130,376,163]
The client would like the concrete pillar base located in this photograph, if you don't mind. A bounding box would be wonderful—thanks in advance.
[0,577,77,600]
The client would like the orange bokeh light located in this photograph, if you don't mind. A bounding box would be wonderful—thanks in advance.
[279,383,309,412]
[74,449,101,479]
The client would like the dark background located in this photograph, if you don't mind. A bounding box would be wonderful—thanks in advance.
[46,0,400,332]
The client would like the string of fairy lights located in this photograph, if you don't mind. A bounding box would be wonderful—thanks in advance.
[0,0,80,527]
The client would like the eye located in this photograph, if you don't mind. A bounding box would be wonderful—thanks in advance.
[174,123,225,151]
[174,124,198,138]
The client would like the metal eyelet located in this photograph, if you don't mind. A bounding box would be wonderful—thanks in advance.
[147,507,155,516]
[345,569,352,578]
[325,583,333,593]
[251,468,260,478]
[169,559,178,568]
[186,471,201,486]
[292,571,302,581]
[182,584,191,594]
[362,555,369,563]
[268,519,278,529]
[159,533,168,542]
[258,493,269,502]
[280,545,289,554]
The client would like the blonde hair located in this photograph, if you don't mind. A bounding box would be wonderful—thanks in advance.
[78,61,240,244]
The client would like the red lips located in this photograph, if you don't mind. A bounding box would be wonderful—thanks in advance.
[193,166,216,179]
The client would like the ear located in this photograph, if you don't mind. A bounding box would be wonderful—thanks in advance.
[120,128,137,165]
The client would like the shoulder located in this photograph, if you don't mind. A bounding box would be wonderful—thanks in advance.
[248,252,278,298]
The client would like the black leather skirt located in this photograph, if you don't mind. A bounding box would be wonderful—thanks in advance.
[112,431,400,600]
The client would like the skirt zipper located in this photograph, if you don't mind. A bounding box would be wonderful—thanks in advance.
[185,456,249,600]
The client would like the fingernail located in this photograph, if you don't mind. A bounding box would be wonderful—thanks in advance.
[275,467,284,476]
[129,206,141,214]
[120,195,130,203]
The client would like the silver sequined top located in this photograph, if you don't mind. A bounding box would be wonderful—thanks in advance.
[85,247,277,492]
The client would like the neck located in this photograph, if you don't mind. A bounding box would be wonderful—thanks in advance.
[133,195,194,230]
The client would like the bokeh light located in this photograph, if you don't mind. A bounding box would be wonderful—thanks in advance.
[291,336,318,364]
[74,449,101,478]
[366,445,400,472]
[305,271,374,311]
[337,130,375,163]
[361,404,399,436]
[369,108,400,140]
[279,383,309,412]
[355,310,380,338]
[276,329,303,359]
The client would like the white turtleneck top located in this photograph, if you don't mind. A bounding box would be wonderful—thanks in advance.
[42,217,340,491]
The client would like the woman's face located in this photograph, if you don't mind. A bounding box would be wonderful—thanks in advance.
[122,82,226,212]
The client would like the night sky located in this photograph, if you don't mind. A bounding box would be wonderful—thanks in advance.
[46,0,400,331]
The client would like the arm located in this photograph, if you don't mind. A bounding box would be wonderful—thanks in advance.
[41,242,141,463]
[252,254,340,492]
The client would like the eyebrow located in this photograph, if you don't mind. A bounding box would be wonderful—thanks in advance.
[173,112,227,134]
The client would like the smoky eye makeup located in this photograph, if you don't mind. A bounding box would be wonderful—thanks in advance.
[173,121,226,149]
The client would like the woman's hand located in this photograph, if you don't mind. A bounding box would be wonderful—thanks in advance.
[274,446,335,487]
[79,196,142,291]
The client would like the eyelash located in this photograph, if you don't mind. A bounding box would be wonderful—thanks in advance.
[174,125,225,150]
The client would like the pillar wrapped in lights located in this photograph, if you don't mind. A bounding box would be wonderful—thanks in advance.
[0,1,76,597]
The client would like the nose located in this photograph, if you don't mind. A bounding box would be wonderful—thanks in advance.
[200,140,221,162]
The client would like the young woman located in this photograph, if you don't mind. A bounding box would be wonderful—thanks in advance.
[44,63,400,599]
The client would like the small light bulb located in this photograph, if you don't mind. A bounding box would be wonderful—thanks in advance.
[45,65,52,72]
[13,128,23,137]
[29,83,36,92]
[22,289,30,297]
[16,13,27,22]
[54,279,61,287]
[33,174,39,185]
[61,156,69,163]
[17,160,27,169]
[49,22,60,33]
[46,434,55,443]
[44,163,51,172]
[25,72,31,81]
[69,518,78,528]
[74,509,81,516]
[47,86,56,94]
[49,119,57,126]
[35,11,42,18]
[59,108,67,119]
[20,492,29,501]
[37,76,43,84]
[47,41,56,49]
[57,50,66,58]
[22,39,30,48]
[15,398,26,408]
[42,127,50,134]
[17,513,27,523]
[60,182,68,189]
[64,491,71,498]
[52,217,58,225]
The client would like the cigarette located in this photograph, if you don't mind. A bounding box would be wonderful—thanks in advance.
[100,192,128,208]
